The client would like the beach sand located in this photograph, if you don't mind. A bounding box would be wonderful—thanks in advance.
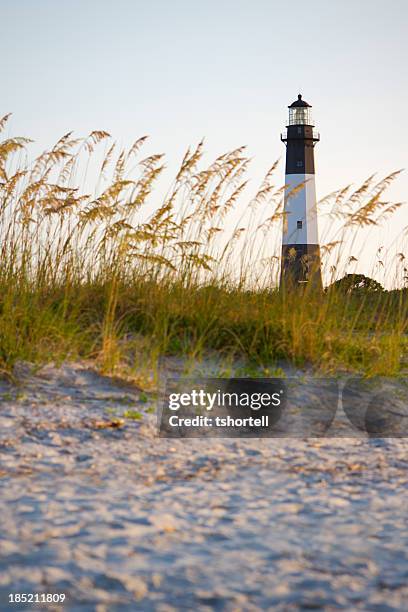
[1,362,407,610]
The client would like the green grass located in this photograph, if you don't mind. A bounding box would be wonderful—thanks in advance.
[123,409,143,420]
[0,114,407,380]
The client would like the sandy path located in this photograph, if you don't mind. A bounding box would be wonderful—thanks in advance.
[0,363,407,611]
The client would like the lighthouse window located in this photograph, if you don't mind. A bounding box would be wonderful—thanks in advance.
[296,160,303,167]
[297,220,303,229]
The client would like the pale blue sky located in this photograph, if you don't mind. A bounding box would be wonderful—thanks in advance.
[1,0,408,282]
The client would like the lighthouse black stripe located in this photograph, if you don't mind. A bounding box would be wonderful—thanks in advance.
[285,125,316,175]
[280,244,322,286]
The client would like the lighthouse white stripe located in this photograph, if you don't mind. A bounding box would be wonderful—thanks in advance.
[282,173,319,245]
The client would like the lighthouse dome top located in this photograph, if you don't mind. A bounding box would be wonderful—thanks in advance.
[288,94,312,108]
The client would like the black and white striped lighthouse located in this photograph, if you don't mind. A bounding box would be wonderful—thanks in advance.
[280,94,322,288]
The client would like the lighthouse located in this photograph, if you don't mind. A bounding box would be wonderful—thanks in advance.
[280,95,322,288]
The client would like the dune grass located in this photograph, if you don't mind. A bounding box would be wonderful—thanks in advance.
[0,113,407,379]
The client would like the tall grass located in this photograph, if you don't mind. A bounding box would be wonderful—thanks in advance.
[0,113,407,379]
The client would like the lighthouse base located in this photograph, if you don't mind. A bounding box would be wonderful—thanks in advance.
[280,244,322,289]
